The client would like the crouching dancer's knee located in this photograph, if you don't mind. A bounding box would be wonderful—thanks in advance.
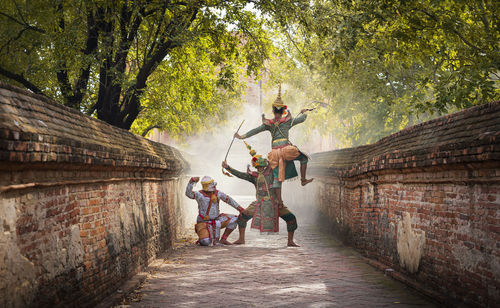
[227,216,238,230]
[281,213,298,232]
[195,222,212,246]
[199,238,211,246]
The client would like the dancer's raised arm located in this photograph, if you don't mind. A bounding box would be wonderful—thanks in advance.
[291,112,307,127]
[222,161,256,184]
[235,124,267,139]
[185,177,200,199]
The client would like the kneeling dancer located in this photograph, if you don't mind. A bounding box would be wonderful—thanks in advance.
[186,176,244,246]
[222,142,299,247]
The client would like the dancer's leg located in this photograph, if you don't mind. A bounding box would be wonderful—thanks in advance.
[280,209,299,247]
[298,154,313,186]
[220,227,234,245]
[287,231,300,247]
[233,203,255,244]
[233,226,246,245]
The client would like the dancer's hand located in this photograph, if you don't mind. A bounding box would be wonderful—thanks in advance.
[222,161,228,169]
[190,177,200,183]
[301,108,314,114]
[234,133,242,139]
[237,206,245,213]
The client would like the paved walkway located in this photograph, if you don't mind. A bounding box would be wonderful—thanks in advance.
[115,209,436,308]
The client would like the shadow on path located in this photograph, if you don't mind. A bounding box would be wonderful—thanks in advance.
[108,201,437,308]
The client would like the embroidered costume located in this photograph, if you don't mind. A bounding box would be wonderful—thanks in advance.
[224,143,297,233]
[239,87,308,186]
[185,176,242,245]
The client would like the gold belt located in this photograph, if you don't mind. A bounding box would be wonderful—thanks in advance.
[272,138,287,143]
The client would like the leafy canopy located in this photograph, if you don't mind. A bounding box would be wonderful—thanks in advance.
[0,0,284,134]
[1,0,498,145]
[265,0,499,147]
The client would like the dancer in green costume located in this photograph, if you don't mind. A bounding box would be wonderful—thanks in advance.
[234,85,314,207]
[222,141,299,247]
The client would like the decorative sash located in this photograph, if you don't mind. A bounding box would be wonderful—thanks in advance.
[250,173,279,232]
[251,197,279,232]
[268,145,300,182]
[199,190,218,220]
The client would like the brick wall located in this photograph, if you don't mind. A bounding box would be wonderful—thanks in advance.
[305,101,500,307]
[0,82,188,307]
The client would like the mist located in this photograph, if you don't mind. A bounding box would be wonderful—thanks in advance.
[153,83,324,236]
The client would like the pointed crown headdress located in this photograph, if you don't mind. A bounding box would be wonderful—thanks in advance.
[244,141,268,167]
[272,84,286,109]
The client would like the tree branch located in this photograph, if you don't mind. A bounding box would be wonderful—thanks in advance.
[448,24,487,54]
[120,6,200,129]
[385,71,398,98]
[0,65,43,94]
[141,124,161,137]
[54,2,75,107]
[417,8,488,56]
[115,4,144,73]
[476,0,491,35]
[73,9,100,112]
[0,11,45,33]
[95,5,117,120]
[146,2,169,61]
[137,7,199,88]
[0,26,31,53]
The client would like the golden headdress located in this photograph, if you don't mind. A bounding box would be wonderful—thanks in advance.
[244,141,268,167]
[272,84,286,109]
[201,176,216,192]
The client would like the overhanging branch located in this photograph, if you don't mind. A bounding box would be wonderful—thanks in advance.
[0,65,43,95]
[0,11,45,33]
[141,124,161,137]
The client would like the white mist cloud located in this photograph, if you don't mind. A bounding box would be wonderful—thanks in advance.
[157,84,323,230]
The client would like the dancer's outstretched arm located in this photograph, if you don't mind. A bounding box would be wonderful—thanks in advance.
[218,190,244,213]
[222,161,256,184]
[235,124,267,139]
[291,112,307,127]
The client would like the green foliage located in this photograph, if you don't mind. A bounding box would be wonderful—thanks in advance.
[266,0,499,147]
[0,0,279,132]
[130,36,248,138]
[130,2,275,137]
[1,0,497,146]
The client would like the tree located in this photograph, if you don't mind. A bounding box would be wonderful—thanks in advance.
[130,36,249,137]
[264,0,500,147]
[0,0,291,130]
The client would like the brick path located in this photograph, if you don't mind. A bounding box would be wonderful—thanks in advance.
[115,208,436,308]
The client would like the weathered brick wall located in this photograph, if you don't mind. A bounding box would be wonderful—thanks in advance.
[0,82,188,307]
[305,102,500,307]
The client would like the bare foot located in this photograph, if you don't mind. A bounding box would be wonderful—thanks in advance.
[220,239,233,245]
[301,178,314,186]
[233,239,245,245]
[287,241,300,247]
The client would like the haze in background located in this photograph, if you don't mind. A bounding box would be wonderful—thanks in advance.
[150,80,321,233]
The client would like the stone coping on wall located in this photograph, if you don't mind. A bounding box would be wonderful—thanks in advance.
[309,101,500,177]
[0,82,188,175]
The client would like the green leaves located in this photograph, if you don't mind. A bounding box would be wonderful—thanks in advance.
[130,2,269,138]
[1,0,496,144]
[0,0,278,132]
[265,0,499,147]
